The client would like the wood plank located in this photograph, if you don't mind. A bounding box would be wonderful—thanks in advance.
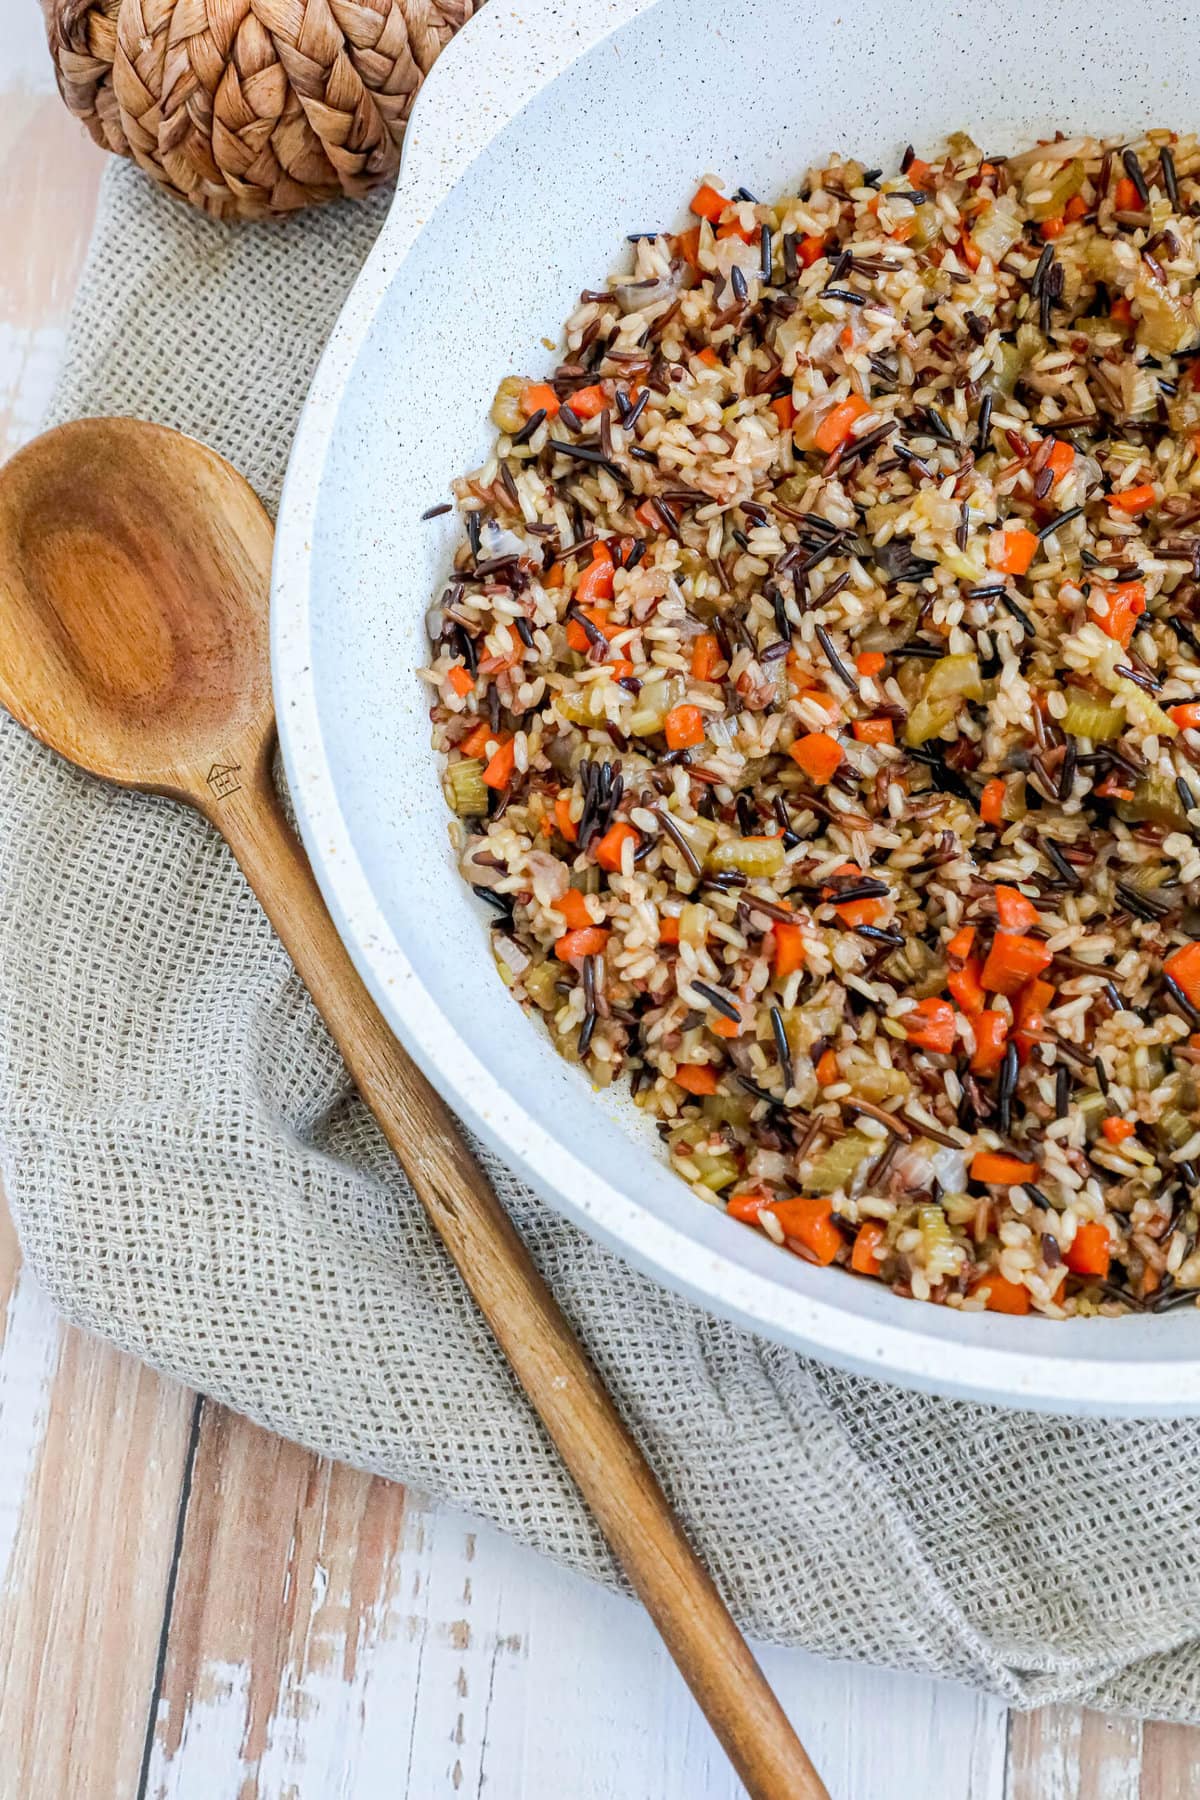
[1139,1721,1200,1799]
[1007,1704,1143,1800]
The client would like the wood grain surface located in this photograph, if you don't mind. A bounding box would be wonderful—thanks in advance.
[3,23,1200,1798]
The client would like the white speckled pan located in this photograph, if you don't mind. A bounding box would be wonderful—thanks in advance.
[274,0,1200,1414]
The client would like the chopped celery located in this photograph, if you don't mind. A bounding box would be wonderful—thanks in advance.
[522,961,562,1011]
[445,757,489,816]
[903,659,982,749]
[707,835,787,878]
[1060,689,1125,741]
[803,1130,875,1196]
[1117,776,1189,829]
[1022,158,1086,221]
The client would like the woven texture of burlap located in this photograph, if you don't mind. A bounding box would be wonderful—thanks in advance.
[7,160,1200,1718]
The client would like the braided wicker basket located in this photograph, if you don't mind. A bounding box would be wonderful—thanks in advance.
[42,0,475,219]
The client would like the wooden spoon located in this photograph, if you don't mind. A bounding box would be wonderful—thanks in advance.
[0,418,828,1800]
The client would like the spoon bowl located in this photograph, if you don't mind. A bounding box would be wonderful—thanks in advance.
[0,418,274,801]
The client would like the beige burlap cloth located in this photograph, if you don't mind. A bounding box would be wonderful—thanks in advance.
[6,161,1200,1718]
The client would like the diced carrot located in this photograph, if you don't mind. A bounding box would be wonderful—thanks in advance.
[459,720,492,758]
[888,217,916,244]
[839,324,855,349]
[1110,295,1134,325]
[850,1220,886,1275]
[815,1048,840,1086]
[826,863,886,928]
[974,1273,1031,1315]
[475,650,517,677]
[1064,194,1089,221]
[995,884,1039,932]
[658,913,681,944]
[988,524,1039,576]
[852,717,895,746]
[797,688,840,718]
[664,704,706,751]
[1012,975,1055,1064]
[1045,438,1075,481]
[716,217,757,244]
[769,394,796,431]
[1164,941,1200,1007]
[696,346,720,367]
[676,225,703,270]
[980,777,1007,827]
[790,730,844,783]
[948,958,986,1018]
[1169,703,1200,731]
[690,183,727,223]
[971,1010,1010,1076]
[981,931,1053,996]
[554,792,579,843]
[1093,580,1146,647]
[569,384,608,419]
[768,1196,843,1266]
[575,541,615,606]
[946,925,976,963]
[855,651,886,677]
[1094,772,1135,801]
[482,738,516,789]
[1040,216,1066,239]
[594,821,637,873]
[446,664,474,698]
[520,381,560,419]
[797,234,828,267]
[566,606,618,652]
[710,1014,742,1039]
[772,919,806,980]
[554,887,594,931]
[906,156,934,190]
[726,1190,769,1223]
[554,925,609,961]
[1065,1220,1111,1279]
[607,660,636,681]
[960,234,982,271]
[1114,176,1142,212]
[675,1063,719,1094]
[904,997,957,1055]
[1102,1116,1136,1145]
[971,1152,1039,1185]
[690,632,722,681]
[1110,483,1157,515]
[814,395,871,454]
[544,561,566,589]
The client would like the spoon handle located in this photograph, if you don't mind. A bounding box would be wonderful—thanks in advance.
[206,758,827,1800]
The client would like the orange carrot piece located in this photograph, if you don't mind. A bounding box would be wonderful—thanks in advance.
[1064,194,1089,221]
[797,688,841,718]
[710,1014,742,1039]
[814,395,871,454]
[566,606,617,652]
[676,225,703,270]
[970,1011,1010,1076]
[995,884,1039,932]
[789,730,844,783]
[675,1063,719,1094]
[594,821,637,873]
[980,931,1053,996]
[797,234,827,266]
[852,717,895,746]
[988,524,1039,576]
[1169,703,1200,731]
[974,1273,1031,1315]
[458,720,492,758]
[1102,1117,1136,1145]
[768,1197,842,1266]
[1110,483,1156,515]
[946,925,976,963]
[850,1220,885,1275]
[446,664,474,697]
[1093,580,1146,646]
[903,997,957,1054]
[716,217,757,244]
[1114,176,1142,212]
[554,792,579,843]
[690,183,727,222]
[815,1048,840,1086]
[947,958,986,1018]
[658,913,681,944]
[970,1152,1039,1185]
[690,632,722,681]
[772,919,806,980]
[544,561,566,589]
[482,738,516,789]
[1164,941,1200,1007]
[1040,216,1065,239]
[980,778,1006,827]
[554,925,609,961]
[520,381,560,419]
[575,541,615,605]
[1065,1220,1111,1279]
[1110,295,1134,324]
[570,384,608,419]
[696,346,720,367]
[554,887,593,931]
[664,703,706,751]
[906,157,934,190]
[826,863,886,928]
[1013,974,1055,1064]
[960,234,982,271]
[1045,438,1075,480]
[769,394,796,431]
[855,650,886,677]
[726,1190,769,1223]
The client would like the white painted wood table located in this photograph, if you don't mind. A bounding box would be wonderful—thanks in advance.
[3,19,1200,1797]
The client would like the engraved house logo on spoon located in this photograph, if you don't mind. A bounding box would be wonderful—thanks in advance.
[206,761,242,799]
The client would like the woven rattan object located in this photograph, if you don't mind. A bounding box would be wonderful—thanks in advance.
[43,0,474,219]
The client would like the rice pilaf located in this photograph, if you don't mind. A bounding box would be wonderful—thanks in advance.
[422,132,1200,1319]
